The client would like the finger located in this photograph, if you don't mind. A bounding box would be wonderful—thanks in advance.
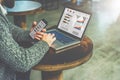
[31,21,37,31]
[34,35,42,40]
[51,33,55,37]
[35,34,43,38]
[46,33,50,36]
[41,29,46,32]
[52,37,56,41]
[47,33,55,38]
[32,21,37,27]
[34,36,41,40]
[36,32,44,36]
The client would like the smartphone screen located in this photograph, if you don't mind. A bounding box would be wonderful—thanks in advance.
[29,19,48,39]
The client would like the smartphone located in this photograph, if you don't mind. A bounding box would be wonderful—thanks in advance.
[29,19,48,39]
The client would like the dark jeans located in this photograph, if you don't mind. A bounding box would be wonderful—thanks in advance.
[16,70,31,80]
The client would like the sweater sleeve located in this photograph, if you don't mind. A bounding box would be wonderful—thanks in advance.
[9,23,37,47]
[0,19,49,72]
[9,23,34,43]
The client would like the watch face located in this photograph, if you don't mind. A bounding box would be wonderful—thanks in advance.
[4,0,15,8]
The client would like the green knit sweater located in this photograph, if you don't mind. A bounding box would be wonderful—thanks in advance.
[0,10,49,80]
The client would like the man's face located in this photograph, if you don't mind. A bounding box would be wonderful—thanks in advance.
[2,0,15,8]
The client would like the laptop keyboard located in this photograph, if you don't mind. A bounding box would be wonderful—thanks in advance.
[48,30,75,44]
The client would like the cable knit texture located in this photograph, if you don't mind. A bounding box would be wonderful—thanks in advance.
[0,10,49,80]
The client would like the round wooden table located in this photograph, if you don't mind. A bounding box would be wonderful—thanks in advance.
[33,36,93,80]
[7,1,43,29]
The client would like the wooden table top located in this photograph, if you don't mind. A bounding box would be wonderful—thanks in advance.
[33,36,93,71]
[6,1,44,15]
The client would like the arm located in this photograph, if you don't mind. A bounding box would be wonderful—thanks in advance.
[9,23,35,46]
[0,21,49,72]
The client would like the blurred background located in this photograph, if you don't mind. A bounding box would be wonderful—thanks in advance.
[7,0,120,80]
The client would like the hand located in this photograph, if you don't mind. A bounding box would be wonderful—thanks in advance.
[42,33,56,47]
[30,21,46,40]
[31,21,46,32]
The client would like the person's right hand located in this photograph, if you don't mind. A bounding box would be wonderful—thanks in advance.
[42,33,56,47]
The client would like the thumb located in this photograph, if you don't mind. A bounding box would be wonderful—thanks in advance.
[31,21,37,31]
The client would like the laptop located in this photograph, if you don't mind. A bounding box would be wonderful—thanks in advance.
[47,7,91,53]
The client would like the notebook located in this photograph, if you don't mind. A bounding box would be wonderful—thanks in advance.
[47,7,91,53]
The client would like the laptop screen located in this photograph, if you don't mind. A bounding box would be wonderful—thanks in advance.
[58,7,91,39]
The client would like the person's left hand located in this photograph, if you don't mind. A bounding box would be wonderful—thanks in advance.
[30,21,46,40]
